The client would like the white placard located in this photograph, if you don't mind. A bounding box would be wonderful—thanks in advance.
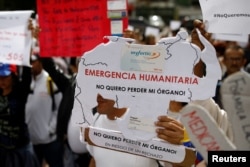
[111,20,123,35]
[170,20,181,31]
[0,11,33,66]
[87,126,186,163]
[72,29,222,142]
[199,0,250,34]
[145,26,160,37]
[180,104,236,162]
[220,71,250,150]
[108,0,127,10]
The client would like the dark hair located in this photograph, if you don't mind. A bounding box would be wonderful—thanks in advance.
[224,44,245,58]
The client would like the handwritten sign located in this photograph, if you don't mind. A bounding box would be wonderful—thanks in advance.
[37,0,110,57]
[0,11,33,66]
[180,103,236,162]
[221,71,250,150]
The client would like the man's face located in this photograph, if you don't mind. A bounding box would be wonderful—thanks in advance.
[96,94,116,115]
[223,48,246,75]
[31,60,43,76]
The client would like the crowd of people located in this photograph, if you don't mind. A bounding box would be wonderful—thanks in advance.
[0,10,250,167]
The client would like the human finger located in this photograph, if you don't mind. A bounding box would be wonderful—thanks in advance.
[156,123,184,144]
[193,19,212,42]
[155,116,184,144]
[156,116,183,129]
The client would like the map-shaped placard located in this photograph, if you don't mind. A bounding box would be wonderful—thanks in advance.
[72,30,222,140]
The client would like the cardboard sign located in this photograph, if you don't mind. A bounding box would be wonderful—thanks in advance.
[84,127,196,166]
[220,71,250,150]
[37,0,110,57]
[72,30,221,141]
[180,104,236,162]
[71,29,222,164]
[0,11,33,66]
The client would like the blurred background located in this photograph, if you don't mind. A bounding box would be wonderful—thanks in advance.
[127,0,202,30]
[0,0,202,32]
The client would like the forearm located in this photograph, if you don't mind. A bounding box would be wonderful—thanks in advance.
[41,57,71,92]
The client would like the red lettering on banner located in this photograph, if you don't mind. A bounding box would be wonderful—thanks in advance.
[183,110,220,150]
[139,74,198,84]
[37,0,111,57]
[85,69,136,80]
[85,69,199,84]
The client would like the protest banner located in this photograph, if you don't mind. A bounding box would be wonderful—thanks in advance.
[70,28,224,164]
[107,0,128,36]
[84,126,196,166]
[221,71,250,150]
[0,10,33,66]
[180,104,236,162]
[37,0,128,57]
[199,0,250,34]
